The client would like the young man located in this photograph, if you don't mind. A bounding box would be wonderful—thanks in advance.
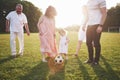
[82,0,107,65]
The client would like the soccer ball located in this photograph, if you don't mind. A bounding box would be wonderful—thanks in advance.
[54,55,64,64]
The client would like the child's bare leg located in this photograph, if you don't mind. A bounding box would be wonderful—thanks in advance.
[74,41,82,56]
[64,54,68,60]
[41,52,47,62]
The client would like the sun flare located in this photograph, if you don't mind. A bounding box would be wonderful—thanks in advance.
[27,0,120,28]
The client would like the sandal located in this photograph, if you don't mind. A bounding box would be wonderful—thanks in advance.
[74,54,78,57]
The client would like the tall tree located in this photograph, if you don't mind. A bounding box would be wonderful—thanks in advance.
[21,1,42,32]
[0,0,42,32]
[104,3,120,31]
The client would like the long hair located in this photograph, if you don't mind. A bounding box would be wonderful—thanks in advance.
[45,6,57,18]
[59,28,68,36]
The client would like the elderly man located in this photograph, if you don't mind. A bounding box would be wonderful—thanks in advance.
[82,0,107,65]
[6,4,30,57]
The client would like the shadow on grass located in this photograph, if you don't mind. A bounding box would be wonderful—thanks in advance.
[0,56,15,64]
[48,70,65,80]
[77,57,91,80]
[19,59,65,80]
[91,55,120,80]
[47,57,66,80]
[101,55,120,80]
[19,61,49,80]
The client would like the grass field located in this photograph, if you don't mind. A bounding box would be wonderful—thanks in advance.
[0,32,120,80]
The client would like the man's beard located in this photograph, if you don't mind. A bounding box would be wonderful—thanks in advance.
[16,11,22,14]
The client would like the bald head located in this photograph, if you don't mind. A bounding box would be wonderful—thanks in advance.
[16,4,23,14]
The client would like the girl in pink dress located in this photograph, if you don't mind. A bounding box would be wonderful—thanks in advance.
[37,6,57,62]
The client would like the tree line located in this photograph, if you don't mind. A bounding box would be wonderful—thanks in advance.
[0,0,42,33]
[0,0,120,32]
[104,3,120,31]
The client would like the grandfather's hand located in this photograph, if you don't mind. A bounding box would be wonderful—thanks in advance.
[27,31,30,36]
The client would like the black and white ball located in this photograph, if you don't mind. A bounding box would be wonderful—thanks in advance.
[54,55,64,64]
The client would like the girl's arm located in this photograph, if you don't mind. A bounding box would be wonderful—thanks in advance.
[66,36,70,45]
[58,35,60,49]
[37,16,44,36]
[37,16,44,30]
[82,6,88,31]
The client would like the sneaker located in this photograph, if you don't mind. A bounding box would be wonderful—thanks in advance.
[92,62,99,65]
[84,60,92,64]
[19,52,23,56]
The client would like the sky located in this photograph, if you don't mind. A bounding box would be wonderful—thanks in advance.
[26,0,120,28]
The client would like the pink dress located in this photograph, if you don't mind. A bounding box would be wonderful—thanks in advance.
[37,15,57,57]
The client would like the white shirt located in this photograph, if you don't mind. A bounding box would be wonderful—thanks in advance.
[84,0,106,25]
[6,11,28,32]
[59,35,68,53]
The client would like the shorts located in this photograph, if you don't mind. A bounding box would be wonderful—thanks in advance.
[78,27,86,42]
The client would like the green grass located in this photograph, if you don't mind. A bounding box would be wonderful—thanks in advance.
[0,32,120,80]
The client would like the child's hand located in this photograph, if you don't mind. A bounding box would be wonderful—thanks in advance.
[39,32,44,36]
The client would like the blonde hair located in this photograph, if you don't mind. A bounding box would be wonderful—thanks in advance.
[59,28,67,35]
[45,6,57,18]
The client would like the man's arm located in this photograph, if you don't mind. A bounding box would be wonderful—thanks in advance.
[24,23,30,36]
[100,7,107,25]
[6,19,10,32]
[97,7,107,33]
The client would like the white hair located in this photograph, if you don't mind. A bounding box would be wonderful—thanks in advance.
[16,4,23,9]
